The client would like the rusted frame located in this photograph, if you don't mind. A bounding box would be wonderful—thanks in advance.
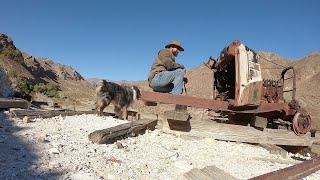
[140,91,229,111]
[140,91,290,115]
[250,156,320,180]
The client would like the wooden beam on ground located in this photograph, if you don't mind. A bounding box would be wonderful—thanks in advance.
[10,109,99,119]
[10,109,140,120]
[184,165,237,180]
[88,118,158,144]
[140,91,229,111]
[162,120,314,147]
[0,98,28,109]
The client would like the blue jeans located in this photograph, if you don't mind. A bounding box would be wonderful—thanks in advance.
[149,69,184,95]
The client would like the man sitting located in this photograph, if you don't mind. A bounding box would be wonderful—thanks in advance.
[148,40,187,95]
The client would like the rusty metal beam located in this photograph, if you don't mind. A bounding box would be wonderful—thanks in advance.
[249,156,320,180]
[140,91,229,111]
[256,102,289,113]
[140,91,291,115]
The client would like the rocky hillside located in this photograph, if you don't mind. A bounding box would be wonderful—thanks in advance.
[0,33,95,101]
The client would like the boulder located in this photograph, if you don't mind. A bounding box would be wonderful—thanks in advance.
[0,67,13,98]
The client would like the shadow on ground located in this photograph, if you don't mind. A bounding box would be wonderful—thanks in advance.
[0,110,62,179]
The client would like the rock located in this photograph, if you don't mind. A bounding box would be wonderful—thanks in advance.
[0,67,14,98]
[12,145,21,150]
[48,148,60,154]
[174,159,193,172]
[115,142,124,149]
[107,174,116,179]
[64,172,97,180]
[49,161,61,169]
[22,116,30,123]
[0,135,8,143]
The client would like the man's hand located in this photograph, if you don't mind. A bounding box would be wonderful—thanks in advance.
[183,77,188,84]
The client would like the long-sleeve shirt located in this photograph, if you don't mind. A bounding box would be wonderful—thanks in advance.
[148,48,185,82]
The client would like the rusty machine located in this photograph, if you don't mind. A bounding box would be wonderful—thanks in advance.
[140,40,312,136]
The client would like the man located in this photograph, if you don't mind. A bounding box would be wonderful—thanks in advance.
[148,40,187,95]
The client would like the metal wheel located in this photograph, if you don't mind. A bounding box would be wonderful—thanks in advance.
[292,112,311,136]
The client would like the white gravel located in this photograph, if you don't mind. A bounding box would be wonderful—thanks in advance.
[1,111,320,180]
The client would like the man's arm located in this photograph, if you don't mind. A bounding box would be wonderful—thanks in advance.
[159,50,185,70]
[164,61,185,70]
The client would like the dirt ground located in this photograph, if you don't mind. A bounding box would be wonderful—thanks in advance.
[1,110,320,180]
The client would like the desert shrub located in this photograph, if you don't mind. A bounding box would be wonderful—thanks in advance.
[16,77,33,95]
[45,83,59,97]
[33,83,45,93]
[0,46,24,62]
[7,69,18,79]
[33,83,59,97]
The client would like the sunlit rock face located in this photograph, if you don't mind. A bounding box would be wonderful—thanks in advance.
[0,67,13,98]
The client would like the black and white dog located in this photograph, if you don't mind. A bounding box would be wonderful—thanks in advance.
[95,80,141,120]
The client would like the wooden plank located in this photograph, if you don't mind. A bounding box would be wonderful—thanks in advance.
[201,166,237,180]
[184,168,212,180]
[0,98,28,109]
[184,166,237,180]
[88,119,158,144]
[162,120,314,147]
[10,109,99,119]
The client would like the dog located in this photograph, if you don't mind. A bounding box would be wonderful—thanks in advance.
[95,80,141,120]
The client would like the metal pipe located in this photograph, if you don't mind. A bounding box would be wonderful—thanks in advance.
[281,66,296,101]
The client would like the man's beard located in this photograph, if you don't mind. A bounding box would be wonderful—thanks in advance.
[173,51,179,57]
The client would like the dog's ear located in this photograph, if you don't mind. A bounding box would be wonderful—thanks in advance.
[133,86,141,99]
[99,79,107,86]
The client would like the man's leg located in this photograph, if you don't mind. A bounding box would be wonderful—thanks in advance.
[170,70,184,95]
[149,69,184,95]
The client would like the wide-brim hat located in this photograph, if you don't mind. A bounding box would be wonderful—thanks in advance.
[165,40,184,51]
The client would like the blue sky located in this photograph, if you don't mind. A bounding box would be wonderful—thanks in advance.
[2,0,320,81]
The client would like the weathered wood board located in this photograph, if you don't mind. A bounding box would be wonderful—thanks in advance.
[10,109,99,119]
[184,165,237,180]
[0,98,28,109]
[88,118,158,144]
[9,109,139,120]
[163,119,315,147]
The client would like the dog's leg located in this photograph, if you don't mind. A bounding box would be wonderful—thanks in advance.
[96,99,110,116]
[95,101,104,116]
[99,103,107,116]
[114,106,123,119]
[95,103,99,116]
[122,106,128,120]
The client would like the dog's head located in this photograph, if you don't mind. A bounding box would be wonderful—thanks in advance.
[99,80,107,87]
[96,79,107,93]
[132,86,141,99]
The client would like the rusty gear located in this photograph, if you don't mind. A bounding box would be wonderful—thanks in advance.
[292,111,311,136]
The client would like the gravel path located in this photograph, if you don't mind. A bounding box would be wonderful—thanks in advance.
[0,111,319,180]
